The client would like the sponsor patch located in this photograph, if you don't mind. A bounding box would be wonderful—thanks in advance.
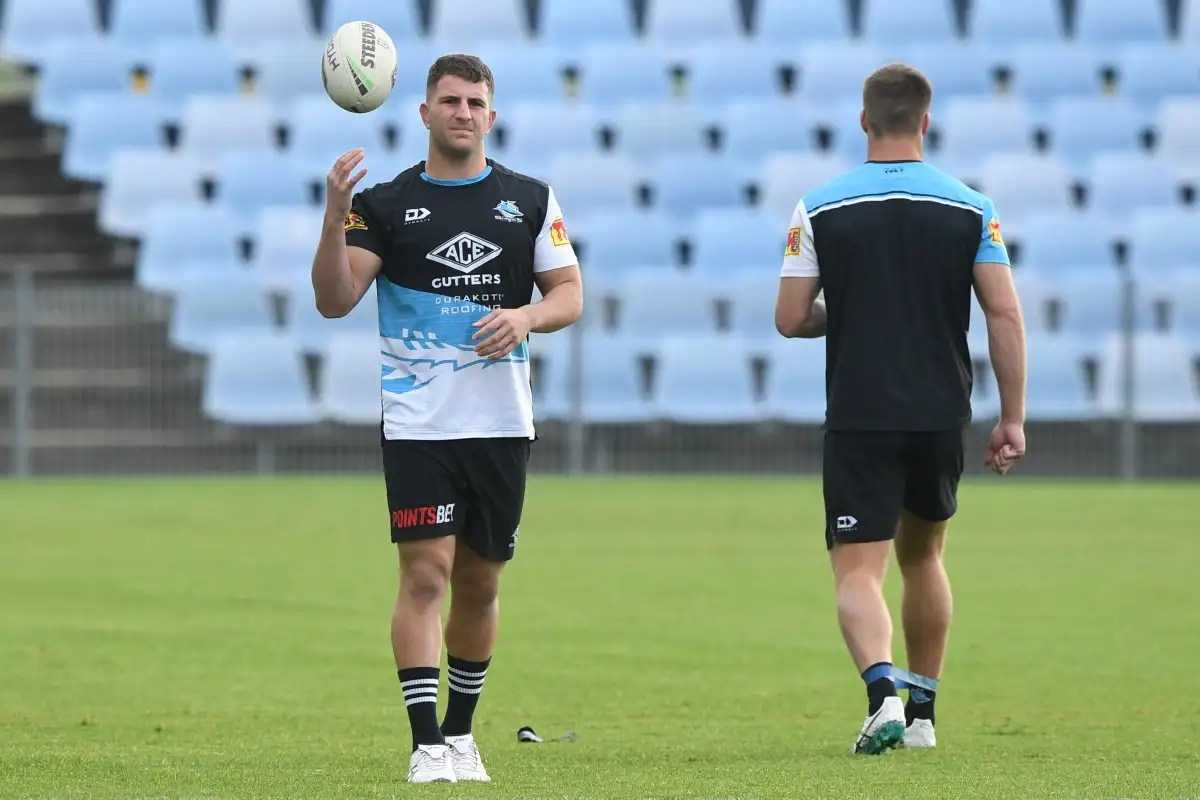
[988,217,1003,244]
[549,217,570,247]
[344,212,368,232]
[785,226,802,257]
[426,232,503,273]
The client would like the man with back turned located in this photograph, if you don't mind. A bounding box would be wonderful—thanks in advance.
[774,63,1027,755]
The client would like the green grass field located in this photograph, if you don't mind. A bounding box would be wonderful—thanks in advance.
[2,476,1199,799]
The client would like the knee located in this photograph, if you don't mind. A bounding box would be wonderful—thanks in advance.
[451,572,501,611]
[399,558,451,609]
[896,543,944,573]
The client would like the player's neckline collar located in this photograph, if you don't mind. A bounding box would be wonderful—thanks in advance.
[866,159,921,164]
[420,165,492,186]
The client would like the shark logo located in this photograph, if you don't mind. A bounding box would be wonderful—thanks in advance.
[493,200,523,222]
[380,333,528,395]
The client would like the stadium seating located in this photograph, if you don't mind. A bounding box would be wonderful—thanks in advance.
[653,336,759,423]
[318,332,385,424]
[1097,333,1200,421]
[10,0,1200,428]
[202,330,319,425]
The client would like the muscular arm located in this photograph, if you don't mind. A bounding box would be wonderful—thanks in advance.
[974,261,1027,424]
[776,277,826,338]
[311,211,382,318]
[529,266,583,333]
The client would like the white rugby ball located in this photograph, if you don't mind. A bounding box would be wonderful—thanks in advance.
[322,21,398,113]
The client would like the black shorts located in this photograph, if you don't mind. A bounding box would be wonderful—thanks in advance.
[382,435,531,561]
[822,430,964,550]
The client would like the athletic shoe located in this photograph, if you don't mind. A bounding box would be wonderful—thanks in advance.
[904,718,936,748]
[407,743,456,783]
[850,696,906,755]
[446,733,490,782]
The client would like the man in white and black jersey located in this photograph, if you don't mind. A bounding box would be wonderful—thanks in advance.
[310,54,582,784]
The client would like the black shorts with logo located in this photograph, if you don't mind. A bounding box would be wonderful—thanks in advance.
[382,435,530,561]
[822,430,964,550]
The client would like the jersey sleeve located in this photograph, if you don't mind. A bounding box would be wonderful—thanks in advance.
[976,197,1010,265]
[532,186,578,273]
[343,190,387,258]
[780,198,819,278]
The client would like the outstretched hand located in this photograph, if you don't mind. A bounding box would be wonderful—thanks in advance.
[472,308,532,360]
[325,148,368,219]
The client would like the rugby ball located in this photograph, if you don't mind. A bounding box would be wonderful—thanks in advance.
[322,21,398,113]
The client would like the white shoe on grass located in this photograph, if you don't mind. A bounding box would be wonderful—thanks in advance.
[407,743,457,783]
[850,696,906,755]
[446,733,491,782]
[904,718,937,748]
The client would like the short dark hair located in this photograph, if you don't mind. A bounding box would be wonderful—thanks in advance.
[862,64,933,137]
[426,54,495,99]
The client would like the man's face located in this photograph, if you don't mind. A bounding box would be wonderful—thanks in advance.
[421,75,495,159]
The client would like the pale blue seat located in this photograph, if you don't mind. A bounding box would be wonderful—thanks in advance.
[109,0,206,45]
[652,335,760,423]
[145,38,242,117]
[1074,0,1168,45]
[536,0,635,47]
[137,203,242,291]
[642,0,742,43]
[967,0,1063,44]
[179,94,280,158]
[1,0,100,66]
[171,273,275,355]
[61,93,169,182]
[428,0,527,43]
[861,0,958,44]
[1024,334,1099,420]
[202,330,318,425]
[1097,333,1200,421]
[98,150,207,237]
[763,337,827,423]
[318,331,383,424]
[216,0,314,44]
[754,0,852,44]
[321,0,420,40]
[32,39,135,125]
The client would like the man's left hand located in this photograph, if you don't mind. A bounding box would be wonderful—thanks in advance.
[472,307,533,360]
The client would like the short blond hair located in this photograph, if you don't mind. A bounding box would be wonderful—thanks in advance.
[862,63,933,137]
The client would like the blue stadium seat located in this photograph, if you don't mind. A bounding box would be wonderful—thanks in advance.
[318,331,383,424]
[1024,334,1098,420]
[543,153,641,213]
[109,0,206,46]
[529,332,570,421]
[32,39,135,125]
[471,43,568,103]
[180,95,280,158]
[903,43,998,103]
[979,152,1073,213]
[754,0,852,44]
[691,208,785,272]
[653,335,759,423]
[763,337,827,423]
[1047,98,1148,169]
[1055,269,1123,336]
[61,93,168,182]
[1156,98,1200,162]
[579,334,654,424]
[321,0,419,40]
[216,0,314,44]
[501,102,602,162]
[1074,0,1168,45]
[98,150,207,237]
[571,209,681,272]
[383,40,438,100]
[720,98,815,165]
[1012,210,1119,270]
[287,94,392,171]
[1,0,100,66]
[609,274,722,336]
[1117,44,1200,110]
[171,274,275,355]
[613,101,711,159]
[1007,44,1105,107]
[967,292,989,352]
[1097,333,1200,421]
[288,278,378,355]
[684,43,787,104]
[760,153,852,219]
[536,0,635,47]
[1128,207,1200,274]
[650,153,746,218]
[798,42,892,104]
[251,206,324,291]
[249,40,324,101]
[642,0,742,42]
[137,204,242,291]
[202,331,319,425]
[213,149,312,223]
[428,0,528,43]
[577,42,674,103]
[1086,151,1178,213]
[966,0,1063,44]
[1013,269,1053,332]
[937,97,1035,169]
[146,39,242,117]
[727,270,780,341]
[1183,1,1200,43]
[861,0,957,43]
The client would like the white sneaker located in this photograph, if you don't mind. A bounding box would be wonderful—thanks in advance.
[904,718,936,748]
[407,744,457,783]
[850,696,906,755]
[445,733,491,782]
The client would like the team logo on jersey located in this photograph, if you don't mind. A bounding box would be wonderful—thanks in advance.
[549,216,570,247]
[405,207,431,224]
[426,232,503,273]
[344,212,367,232]
[988,217,1003,245]
[493,200,523,222]
[785,226,802,257]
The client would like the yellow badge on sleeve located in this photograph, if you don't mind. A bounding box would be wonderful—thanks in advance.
[344,212,367,232]
[987,217,1003,244]
[549,216,570,247]
[785,226,802,257]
